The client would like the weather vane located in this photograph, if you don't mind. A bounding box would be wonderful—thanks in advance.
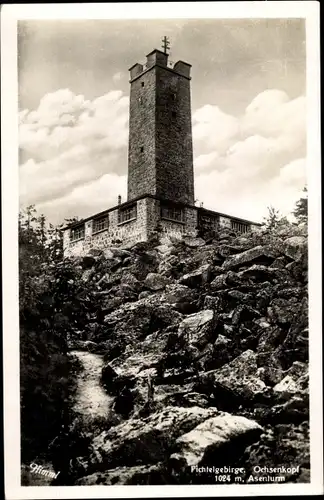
[161,36,170,54]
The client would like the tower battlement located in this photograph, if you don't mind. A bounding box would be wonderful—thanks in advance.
[129,49,191,82]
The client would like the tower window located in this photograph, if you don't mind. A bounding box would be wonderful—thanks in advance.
[140,146,144,153]
[141,82,145,87]
[172,111,177,118]
[172,93,176,100]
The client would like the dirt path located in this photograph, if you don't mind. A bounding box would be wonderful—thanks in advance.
[71,350,114,419]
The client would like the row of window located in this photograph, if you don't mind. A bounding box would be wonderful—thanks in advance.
[231,221,250,233]
[199,214,250,234]
[70,203,186,241]
[70,205,138,242]
[69,207,250,242]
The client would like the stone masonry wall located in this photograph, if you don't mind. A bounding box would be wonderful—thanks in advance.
[155,65,194,205]
[63,198,258,258]
[159,206,198,239]
[127,62,194,205]
[127,69,156,201]
[63,199,150,258]
[219,216,232,229]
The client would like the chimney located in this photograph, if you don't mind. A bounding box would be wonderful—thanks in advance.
[118,195,122,205]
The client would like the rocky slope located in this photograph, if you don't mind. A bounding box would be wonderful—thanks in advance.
[64,223,309,485]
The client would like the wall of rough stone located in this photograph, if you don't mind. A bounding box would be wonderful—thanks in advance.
[127,61,194,206]
[63,199,150,257]
[127,68,156,201]
[63,197,259,258]
[159,205,197,239]
[184,206,198,235]
[145,197,160,233]
[155,65,194,205]
[219,216,232,229]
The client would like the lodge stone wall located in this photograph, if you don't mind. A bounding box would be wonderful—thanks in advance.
[63,196,260,258]
[63,199,151,258]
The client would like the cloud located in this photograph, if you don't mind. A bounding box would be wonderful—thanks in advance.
[192,104,239,155]
[19,86,306,226]
[195,157,306,222]
[193,89,306,221]
[35,173,127,225]
[19,88,129,211]
[113,72,123,82]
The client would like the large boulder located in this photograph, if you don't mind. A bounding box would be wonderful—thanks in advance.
[183,237,206,248]
[155,244,173,256]
[101,363,118,390]
[75,463,168,485]
[164,284,197,305]
[209,350,267,400]
[144,273,170,291]
[104,299,182,345]
[210,271,241,291]
[267,298,300,326]
[283,236,307,261]
[158,255,179,277]
[170,414,263,469]
[88,406,219,470]
[120,272,142,291]
[238,264,280,282]
[129,251,159,280]
[108,284,138,302]
[179,264,212,288]
[222,246,276,271]
[178,310,215,348]
[273,363,308,402]
[82,254,97,269]
[242,422,310,483]
[210,335,236,370]
[163,284,198,314]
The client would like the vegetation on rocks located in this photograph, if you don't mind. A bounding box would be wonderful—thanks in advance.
[19,198,310,485]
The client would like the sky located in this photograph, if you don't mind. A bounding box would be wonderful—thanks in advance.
[18,18,306,225]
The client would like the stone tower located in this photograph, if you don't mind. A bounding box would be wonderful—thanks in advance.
[127,49,195,205]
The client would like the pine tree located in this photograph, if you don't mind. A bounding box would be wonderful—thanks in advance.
[293,187,308,223]
[263,205,281,230]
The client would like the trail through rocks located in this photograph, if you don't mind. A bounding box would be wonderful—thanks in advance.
[71,350,114,419]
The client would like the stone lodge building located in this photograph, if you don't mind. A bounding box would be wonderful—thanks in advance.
[63,46,260,257]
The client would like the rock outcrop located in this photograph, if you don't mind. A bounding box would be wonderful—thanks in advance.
[63,222,309,485]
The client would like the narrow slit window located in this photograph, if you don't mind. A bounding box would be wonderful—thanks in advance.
[141,82,145,87]
[140,146,144,153]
